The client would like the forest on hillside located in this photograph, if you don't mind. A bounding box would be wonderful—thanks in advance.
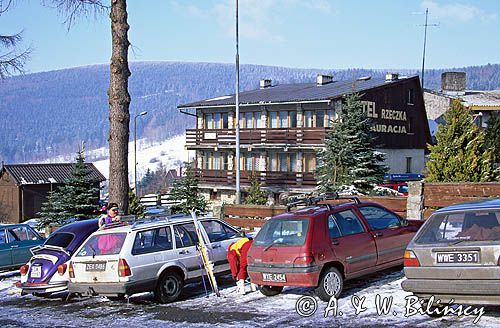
[0,61,499,163]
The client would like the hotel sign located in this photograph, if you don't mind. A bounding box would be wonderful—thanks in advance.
[362,101,407,134]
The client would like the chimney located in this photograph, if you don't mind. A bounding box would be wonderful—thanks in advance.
[316,74,333,86]
[385,73,399,82]
[441,72,466,96]
[260,79,272,89]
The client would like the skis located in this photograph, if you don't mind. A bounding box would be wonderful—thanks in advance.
[190,211,220,297]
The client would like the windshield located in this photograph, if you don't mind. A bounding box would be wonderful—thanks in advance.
[415,209,500,244]
[45,232,74,248]
[253,218,309,247]
[76,233,127,256]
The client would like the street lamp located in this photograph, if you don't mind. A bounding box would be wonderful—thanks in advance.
[134,111,148,196]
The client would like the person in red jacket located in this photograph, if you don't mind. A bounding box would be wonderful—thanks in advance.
[227,237,257,294]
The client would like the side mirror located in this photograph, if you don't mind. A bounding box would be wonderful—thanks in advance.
[237,231,246,238]
[401,219,409,227]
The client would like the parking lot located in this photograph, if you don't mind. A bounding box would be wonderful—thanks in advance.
[1,268,498,327]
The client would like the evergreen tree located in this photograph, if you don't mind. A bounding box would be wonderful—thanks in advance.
[168,163,207,214]
[128,187,145,217]
[426,99,496,182]
[316,92,388,194]
[245,174,268,205]
[484,115,500,167]
[38,149,101,226]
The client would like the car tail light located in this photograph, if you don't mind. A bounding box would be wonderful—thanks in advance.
[293,256,314,267]
[58,263,67,276]
[68,262,75,278]
[20,265,29,276]
[118,258,131,277]
[404,250,420,267]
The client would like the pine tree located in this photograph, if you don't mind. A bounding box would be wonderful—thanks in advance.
[426,99,496,182]
[245,173,268,205]
[168,163,207,214]
[128,187,145,217]
[316,92,388,194]
[38,149,101,226]
[484,115,500,168]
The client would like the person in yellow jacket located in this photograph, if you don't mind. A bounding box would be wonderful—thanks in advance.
[227,237,257,294]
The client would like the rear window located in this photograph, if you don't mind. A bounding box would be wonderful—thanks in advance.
[45,232,74,248]
[254,218,309,247]
[415,210,500,244]
[76,233,127,256]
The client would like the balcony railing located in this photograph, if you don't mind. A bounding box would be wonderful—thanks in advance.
[196,169,317,189]
[186,128,327,148]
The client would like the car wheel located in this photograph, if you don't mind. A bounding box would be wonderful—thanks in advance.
[259,285,283,296]
[154,272,184,304]
[315,267,343,302]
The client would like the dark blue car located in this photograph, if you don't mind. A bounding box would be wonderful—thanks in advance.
[16,219,99,296]
[0,224,45,271]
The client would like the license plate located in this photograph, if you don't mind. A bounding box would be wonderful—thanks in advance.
[262,273,286,282]
[30,265,42,278]
[86,262,106,271]
[436,252,480,263]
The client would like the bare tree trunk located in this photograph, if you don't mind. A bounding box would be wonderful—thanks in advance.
[108,0,130,213]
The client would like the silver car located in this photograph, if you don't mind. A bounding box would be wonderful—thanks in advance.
[402,198,500,307]
[68,215,242,303]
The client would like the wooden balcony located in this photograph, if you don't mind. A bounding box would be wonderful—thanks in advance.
[196,169,317,189]
[186,128,327,149]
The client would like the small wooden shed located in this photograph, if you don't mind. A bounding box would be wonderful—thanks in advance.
[0,163,106,223]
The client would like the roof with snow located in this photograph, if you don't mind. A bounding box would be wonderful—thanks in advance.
[1,163,106,185]
[178,76,419,108]
[425,89,500,109]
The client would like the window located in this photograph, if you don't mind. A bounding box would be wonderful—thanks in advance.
[8,226,39,241]
[201,220,238,242]
[289,111,297,128]
[304,111,314,127]
[210,190,220,201]
[214,113,221,129]
[204,113,213,129]
[202,152,228,170]
[358,206,401,230]
[0,230,6,244]
[279,111,288,128]
[76,233,127,256]
[328,215,342,239]
[316,110,325,128]
[222,113,228,128]
[45,232,74,248]
[132,227,173,255]
[406,157,412,173]
[174,224,198,248]
[332,210,365,236]
[279,153,288,172]
[245,153,254,171]
[290,153,298,172]
[245,112,253,128]
[253,218,310,246]
[407,89,415,105]
[255,112,263,128]
[269,111,278,128]
[303,153,316,173]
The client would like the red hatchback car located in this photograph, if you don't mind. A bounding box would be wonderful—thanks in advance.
[247,195,423,301]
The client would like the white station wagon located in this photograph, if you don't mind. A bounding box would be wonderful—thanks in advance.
[68,215,242,303]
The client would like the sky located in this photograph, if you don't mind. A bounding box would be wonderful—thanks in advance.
[1,0,499,73]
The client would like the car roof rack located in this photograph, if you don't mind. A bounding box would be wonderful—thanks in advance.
[130,213,191,230]
[286,192,360,212]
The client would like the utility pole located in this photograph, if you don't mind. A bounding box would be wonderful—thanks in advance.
[235,0,241,204]
[420,8,438,89]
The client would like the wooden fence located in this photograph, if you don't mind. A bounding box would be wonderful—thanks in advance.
[421,182,500,219]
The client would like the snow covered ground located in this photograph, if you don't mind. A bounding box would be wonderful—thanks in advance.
[1,268,498,327]
[41,134,190,186]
